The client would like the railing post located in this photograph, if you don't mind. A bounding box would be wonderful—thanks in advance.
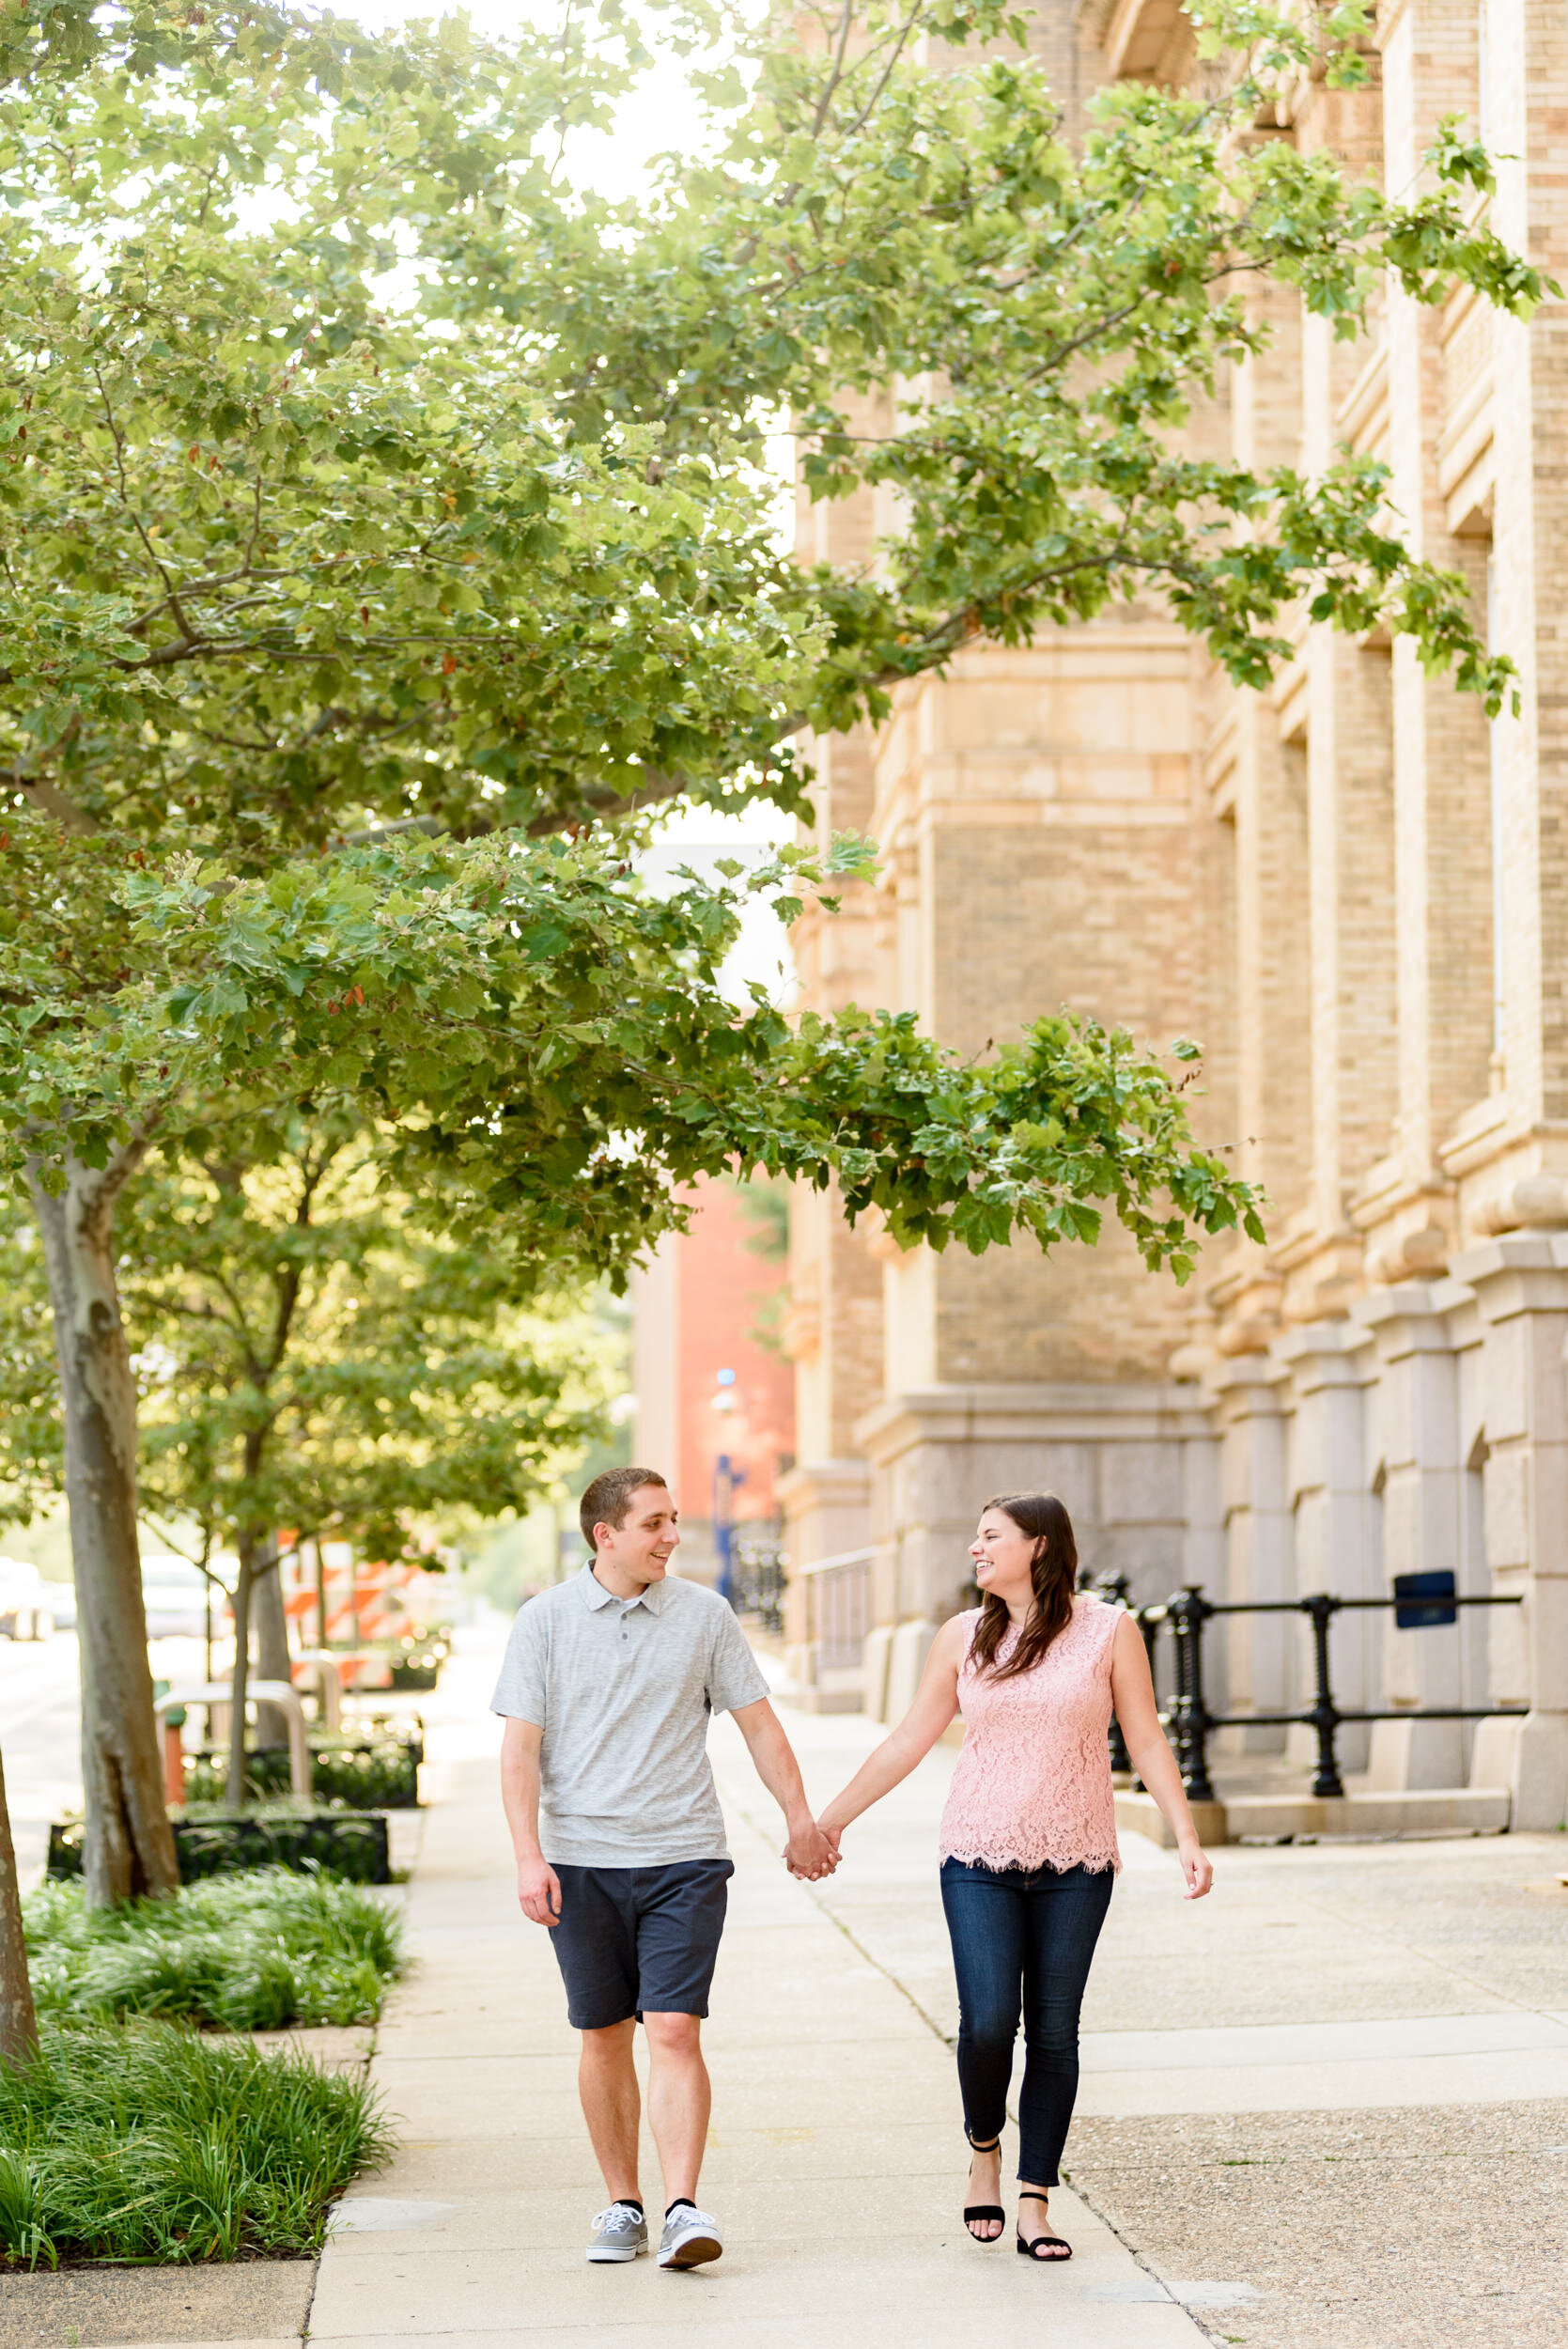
[1170,1586,1217,1803]
[1096,1576,1134,1774]
[1303,1593,1344,1798]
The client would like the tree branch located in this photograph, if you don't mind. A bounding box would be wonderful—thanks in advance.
[5,775,100,832]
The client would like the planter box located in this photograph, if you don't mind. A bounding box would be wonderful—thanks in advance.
[47,1808,392,1885]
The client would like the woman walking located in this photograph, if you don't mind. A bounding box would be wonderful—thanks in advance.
[816,1493,1211,2260]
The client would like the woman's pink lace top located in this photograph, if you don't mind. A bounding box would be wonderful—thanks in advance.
[938,1596,1122,1875]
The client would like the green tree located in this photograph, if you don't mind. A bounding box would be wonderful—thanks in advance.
[0,1116,624,1806]
[121,1117,622,1804]
[2,0,1539,1897]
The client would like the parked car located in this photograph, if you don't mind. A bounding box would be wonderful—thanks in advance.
[0,1557,53,1641]
[37,1579,77,1632]
[141,1555,214,1641]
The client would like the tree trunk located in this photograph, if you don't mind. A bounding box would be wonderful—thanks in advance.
[0,1743,39,2066]
[225,1535,259,1812]
[251,1539,292,1751]
[27,1152,179,1907]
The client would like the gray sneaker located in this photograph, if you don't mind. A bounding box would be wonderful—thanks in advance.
[586,2201,648,2263]
[658,2203,722,2269]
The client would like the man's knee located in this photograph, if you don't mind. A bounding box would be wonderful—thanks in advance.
[580,2018,636,2061]
[642,2009,703,2058]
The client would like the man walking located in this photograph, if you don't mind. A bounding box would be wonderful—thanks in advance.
[495,1465,835,2270]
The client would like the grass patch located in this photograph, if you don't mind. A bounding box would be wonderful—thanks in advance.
[0,2022,392,2267]
[24,1869,404,2031]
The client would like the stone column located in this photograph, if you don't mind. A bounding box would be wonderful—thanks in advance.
[1381,0,1497,1190]
[1205,1353,1296,1752]
[1273,1321,1379,1770]
[1224,271,1313,1232]
[1487,2,1568,1145]
[1451,1231,1568,1829]
[1352,1283,1471,1784]
[1296,47,1398,1247]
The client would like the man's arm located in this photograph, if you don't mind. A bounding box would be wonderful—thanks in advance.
[730,1697,836,1880]
[499,1716,562,1925]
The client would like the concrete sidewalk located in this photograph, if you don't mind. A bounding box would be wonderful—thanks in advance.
[10,1623,1564,2348]
[307,1640,1568,2349]
[309,1655,1220,2347]
[753,1698,1568,2349]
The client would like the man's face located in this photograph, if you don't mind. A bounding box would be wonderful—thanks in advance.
[596,1485,680,1584]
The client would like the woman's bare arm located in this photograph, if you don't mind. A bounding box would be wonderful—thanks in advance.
[1110,1610,1213,1899]
[817,1614,968,1846]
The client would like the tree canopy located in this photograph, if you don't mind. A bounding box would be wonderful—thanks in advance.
[1,0,1542,1897]
[0,0,1543,870]
[121,1117,623,1564]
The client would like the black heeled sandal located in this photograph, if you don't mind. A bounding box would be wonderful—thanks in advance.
[1017,2190,1072,2261]
[962,2135,1005,2243]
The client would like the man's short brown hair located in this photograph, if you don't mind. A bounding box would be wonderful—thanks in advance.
[580,1466,669,1551]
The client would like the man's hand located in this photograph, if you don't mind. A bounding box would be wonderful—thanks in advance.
[517,1854,563,1926]
[784,1816,837,1881]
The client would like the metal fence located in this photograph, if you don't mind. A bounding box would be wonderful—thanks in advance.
[800,1547,875,1672]
[731,1537,786,1637]
[1084,1571,1527,1800]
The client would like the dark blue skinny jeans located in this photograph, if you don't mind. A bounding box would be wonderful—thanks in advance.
[939,1856,1114,2186]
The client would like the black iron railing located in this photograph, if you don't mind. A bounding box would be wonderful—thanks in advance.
[1082,1571,1527,1800]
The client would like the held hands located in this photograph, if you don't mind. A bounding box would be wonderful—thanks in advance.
[1177,1837,1213,1900]
[517,1854,563,1927]
[783,1815,840,1881]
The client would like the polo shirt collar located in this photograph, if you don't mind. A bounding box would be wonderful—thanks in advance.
[581,1563,669,1614]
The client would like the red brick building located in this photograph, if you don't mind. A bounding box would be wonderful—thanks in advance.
[629,1176,795,1584]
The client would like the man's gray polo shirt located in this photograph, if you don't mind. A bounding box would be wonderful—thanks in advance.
[490,1565,769,1867]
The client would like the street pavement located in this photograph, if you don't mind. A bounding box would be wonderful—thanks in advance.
[3,1617,1567,2347]
[1,1629,85,1886]
[2,1628,213,1888]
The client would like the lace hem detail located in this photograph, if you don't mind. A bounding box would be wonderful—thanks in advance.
[939,1837,1121,1876]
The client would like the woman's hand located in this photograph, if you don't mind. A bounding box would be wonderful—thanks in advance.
[1177,1836,1213,1900]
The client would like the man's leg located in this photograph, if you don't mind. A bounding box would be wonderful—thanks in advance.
[578,2017,642,2202]
[641,2010,710,2205]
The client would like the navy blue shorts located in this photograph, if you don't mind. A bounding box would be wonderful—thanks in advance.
[548,1860,734,2030]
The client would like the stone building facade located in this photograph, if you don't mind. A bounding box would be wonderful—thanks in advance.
[778,0,1568,1829]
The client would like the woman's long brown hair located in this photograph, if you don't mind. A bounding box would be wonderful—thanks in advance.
[968,1492,1079,1682]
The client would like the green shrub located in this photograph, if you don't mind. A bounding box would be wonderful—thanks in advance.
[24,1868,404,2030]
[183,1736,420,1808]
[49,1808,393,1887]
[0,2021,392,2267]
[379,1627,451,1689]
[311,1741,418,1807]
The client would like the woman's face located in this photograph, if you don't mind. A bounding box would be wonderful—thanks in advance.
[970,1506,1040,1599]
